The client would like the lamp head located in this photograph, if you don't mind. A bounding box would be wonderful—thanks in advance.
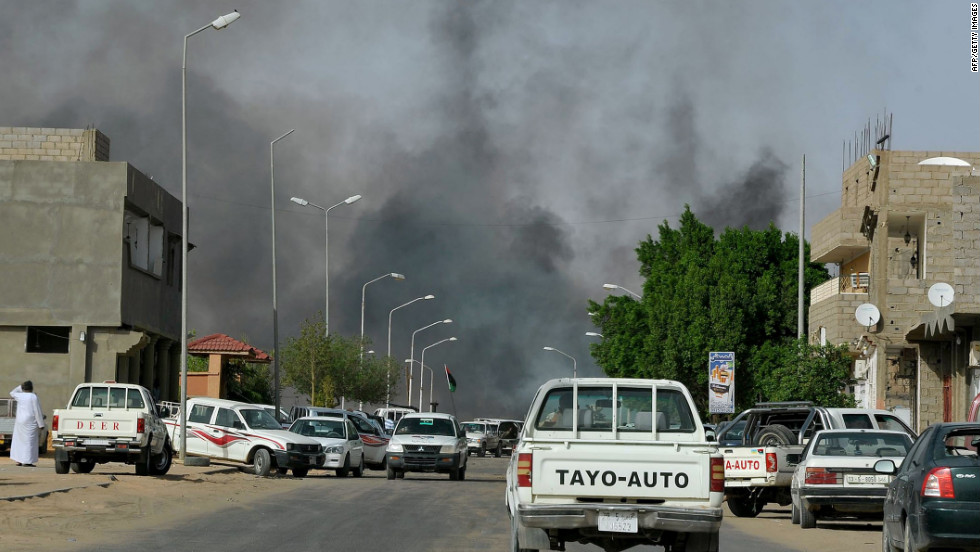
[543,346,555,351]
[391,273,406,280]
[442,319,453,324]
[448,337,458,342]
[290,197,309,206]
[211,10,241,30]
[602,283,617,291]
[345,194,362,204]
[423,294,435,300]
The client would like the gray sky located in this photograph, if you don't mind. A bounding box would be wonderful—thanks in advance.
[2,1,977,419]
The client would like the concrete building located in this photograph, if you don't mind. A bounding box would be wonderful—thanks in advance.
[1,127,183,419]
[809,148,980,431]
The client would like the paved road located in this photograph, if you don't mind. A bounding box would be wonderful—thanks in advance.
[77,456,881,552]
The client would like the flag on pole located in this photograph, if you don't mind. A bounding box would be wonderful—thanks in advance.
[445,365,456,392]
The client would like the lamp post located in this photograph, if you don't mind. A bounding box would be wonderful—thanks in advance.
[602,283,641,300]
[353,272,404,409]
[179,9,241,464]
[408,319,452,405]
[543,346,577,378]
[387,294,435,407]
[289,194,362,336]
[270,129,295,424]
[420,337,457,411]
[404,360,435,412]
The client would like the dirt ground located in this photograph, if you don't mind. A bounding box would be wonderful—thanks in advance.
[0,455,303,550]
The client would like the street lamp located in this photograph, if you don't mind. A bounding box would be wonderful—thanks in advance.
[420,337,457,411]
[353,272,405,409]
[289,194,362,336]
[270,129,295,424]
[179,9,241,464]
[387,294,435,408]
[404,359,435,413]
[602,283,641,300]
[585,332,603,338]
[543,346,577,378]
[408,318,452,405]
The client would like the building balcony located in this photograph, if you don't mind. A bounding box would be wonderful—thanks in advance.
[809,277,871,347]
[810,206,868,264]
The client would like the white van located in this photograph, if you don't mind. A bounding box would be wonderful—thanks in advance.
[374,406,418,431]
[166,397,324,477]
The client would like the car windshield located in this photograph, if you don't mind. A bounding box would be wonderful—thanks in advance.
[395,417,457,436]
[462,423,486,433]
[240,408,282,430]
[290,419,346,439]
[812,432,912,457]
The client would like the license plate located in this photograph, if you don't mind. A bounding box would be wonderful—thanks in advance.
[84,439,111,446]
[844,474,890,485]
[598,512,638,533]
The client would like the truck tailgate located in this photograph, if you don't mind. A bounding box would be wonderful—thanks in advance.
[722,447,770,479]
[57,410,140,437]
[531,440,712,500]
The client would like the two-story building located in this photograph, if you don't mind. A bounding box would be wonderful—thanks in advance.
[809,148,980,431]
[1,127,183,419]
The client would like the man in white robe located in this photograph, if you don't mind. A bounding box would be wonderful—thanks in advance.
[10,381,45,466]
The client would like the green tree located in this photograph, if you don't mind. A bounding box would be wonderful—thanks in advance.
[589,206,835,412]
[279,314,401,407]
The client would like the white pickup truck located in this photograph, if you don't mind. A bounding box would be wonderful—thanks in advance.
[51,382,172,476]
[718,402,916,517]
[506,378,723,552]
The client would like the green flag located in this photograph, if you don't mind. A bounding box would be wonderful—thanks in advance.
[445,365,456,392]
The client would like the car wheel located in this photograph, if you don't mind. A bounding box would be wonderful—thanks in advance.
[511,514,537,552]
[253,448,273,477]
[671,531,720,552]
[903,520,917,552]
[458,464,466,481]
[480,444,487,457]
[134,450,151,476]
[277,467,289,476]
[753,424,795,446]
[799,500,817,529]
[396,470,405,479]
[387,464,397,480]
[495,443,502,458]
[71,460,96,474]
[353,455,364,478]
[292,468,309,478]
[336,454,351,477]
[149,444,173,475]
[726,494,761,518]
[55,456,70,474]
[791,501,800,525]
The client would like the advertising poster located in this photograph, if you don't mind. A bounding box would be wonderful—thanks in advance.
[708,352,735,414]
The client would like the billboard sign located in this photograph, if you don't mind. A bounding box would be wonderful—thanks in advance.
[708,352,735,414]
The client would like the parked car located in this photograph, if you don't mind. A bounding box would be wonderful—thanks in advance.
[288,406,390,470]
[255,404,290,429]
[288,416,364,477]
[878,422,980,552]
[374,405,418,432]
[386,412,467,480]
[789,429,913,529]
[495,419,524,455]
[461,420,501,457]
[1,397,48,456]
[166,397,324,477]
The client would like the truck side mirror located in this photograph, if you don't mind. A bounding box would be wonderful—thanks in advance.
[158,406,170,418]
[786,453,802,465]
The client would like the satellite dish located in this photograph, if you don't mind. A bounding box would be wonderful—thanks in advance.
[928,282,955,307]
[855,303,881,327]
[918,156,971,167]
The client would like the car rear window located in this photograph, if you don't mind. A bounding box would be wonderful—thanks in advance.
[534,386,696,433]
[939,428,980,458]
[812,432,912,457]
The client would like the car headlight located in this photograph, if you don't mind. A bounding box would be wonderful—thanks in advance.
[388,443,403,453]
[286,443,298,451]
[440,444,457,453]
[324,446,344,455]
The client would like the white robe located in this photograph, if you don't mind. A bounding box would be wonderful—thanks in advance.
[9,386,44,465]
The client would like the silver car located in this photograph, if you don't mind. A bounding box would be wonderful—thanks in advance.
[386,412,467,480]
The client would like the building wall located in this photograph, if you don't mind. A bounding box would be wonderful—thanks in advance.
[0,127,109,162]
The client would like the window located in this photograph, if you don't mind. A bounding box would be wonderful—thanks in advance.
[26,326,70,353]
[90,387,108,408]
[347,421,359,440]
[842,414,874,429]
[874,414,915,438]
[214,408,240,428]
[124,211,164,277]
[534,386,696,433]
[71,388,91,407]
[188,404,215,423]
[395,417,457,436]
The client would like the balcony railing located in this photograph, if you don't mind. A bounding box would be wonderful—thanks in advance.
[811,275,869,304]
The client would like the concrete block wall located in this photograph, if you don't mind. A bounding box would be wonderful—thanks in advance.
[0,127,109,162]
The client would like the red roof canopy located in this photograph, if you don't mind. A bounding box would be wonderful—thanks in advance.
[187,333,271,363]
